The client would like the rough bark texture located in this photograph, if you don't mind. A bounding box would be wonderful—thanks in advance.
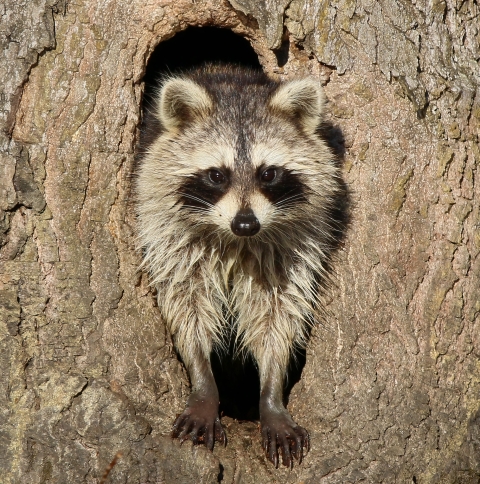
[1,0,479,483]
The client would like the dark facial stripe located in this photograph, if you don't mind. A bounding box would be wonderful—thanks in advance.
[258,167,307,207]
[235,131,250,167]
[178,168,231,210]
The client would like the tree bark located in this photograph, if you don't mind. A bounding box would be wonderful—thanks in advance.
[1,0,479,483]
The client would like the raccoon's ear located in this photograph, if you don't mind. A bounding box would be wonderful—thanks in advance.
[156,78,213,131]
[269,78,325,135]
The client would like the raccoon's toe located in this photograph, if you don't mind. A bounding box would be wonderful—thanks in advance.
[171,404,226,450]
[261,416,309,468]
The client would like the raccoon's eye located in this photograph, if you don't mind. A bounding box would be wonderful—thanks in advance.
[261,168,277,183]
[208,170,226,184]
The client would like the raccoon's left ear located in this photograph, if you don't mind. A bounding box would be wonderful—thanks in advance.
[269,78,325,135]
[156,77,213,131]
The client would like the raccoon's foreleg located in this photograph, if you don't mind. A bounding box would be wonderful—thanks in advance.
[258,359,309,468]
[162,276,226,449]
[237,287,310,467]
[171,346,225,449]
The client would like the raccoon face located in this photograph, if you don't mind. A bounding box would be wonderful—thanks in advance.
[153,70,328,240]
[178,163,304,237]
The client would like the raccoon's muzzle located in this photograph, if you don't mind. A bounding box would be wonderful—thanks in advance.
[231,208,260,237]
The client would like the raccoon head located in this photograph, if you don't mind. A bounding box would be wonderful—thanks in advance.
[150,68,335,244]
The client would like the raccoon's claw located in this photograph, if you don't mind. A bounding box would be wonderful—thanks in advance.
[261,415,309,468]
[171,397,226,450]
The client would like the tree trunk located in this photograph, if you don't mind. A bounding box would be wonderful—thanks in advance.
[1,0,479,483]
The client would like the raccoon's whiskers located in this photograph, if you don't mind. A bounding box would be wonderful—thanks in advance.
[274,192,306,208]
[177,192,232,221]
[176,192,215,209]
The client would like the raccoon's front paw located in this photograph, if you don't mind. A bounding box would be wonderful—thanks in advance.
[171,393,226,450]
[261,411,309,468]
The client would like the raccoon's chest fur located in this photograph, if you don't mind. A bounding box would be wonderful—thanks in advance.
[208,237,296,291]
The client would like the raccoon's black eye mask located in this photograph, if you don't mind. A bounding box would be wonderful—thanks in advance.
[177,164,307,210]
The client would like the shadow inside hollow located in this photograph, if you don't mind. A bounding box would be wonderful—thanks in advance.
[142,27,261,105]
[318,120,351,247]
[211,343,261,421]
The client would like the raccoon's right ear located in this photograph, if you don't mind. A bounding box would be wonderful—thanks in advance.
[269,78,325,135]
[156,78,213,131]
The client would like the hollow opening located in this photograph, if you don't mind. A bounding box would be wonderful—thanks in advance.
[142,27,262,107]
[141,27,306,421]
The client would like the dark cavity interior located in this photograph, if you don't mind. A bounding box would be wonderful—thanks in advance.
[142,26,306,421]
[142,27,262,107]
[211,343,307,421]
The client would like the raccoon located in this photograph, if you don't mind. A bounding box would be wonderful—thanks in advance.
[136,65,343,467]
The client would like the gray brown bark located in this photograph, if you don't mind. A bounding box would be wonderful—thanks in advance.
[1,0,479,483]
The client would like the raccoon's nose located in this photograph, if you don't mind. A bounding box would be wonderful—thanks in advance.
[231,209,260,237]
